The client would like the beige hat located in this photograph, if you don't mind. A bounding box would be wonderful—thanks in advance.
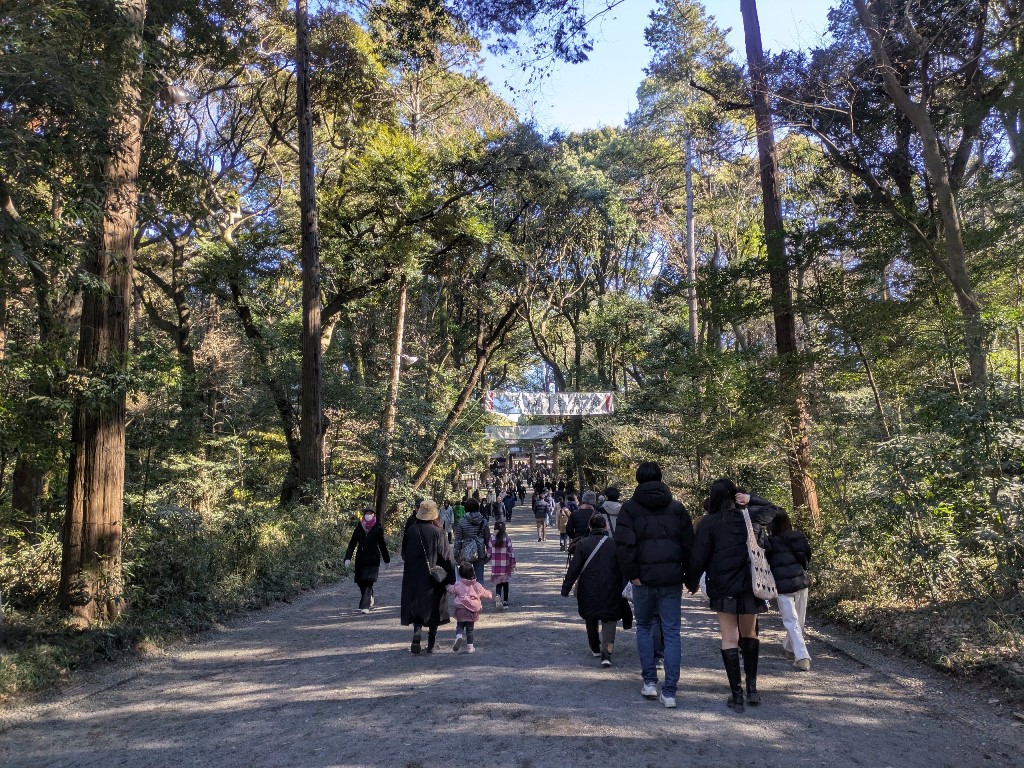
[416,498,439,520]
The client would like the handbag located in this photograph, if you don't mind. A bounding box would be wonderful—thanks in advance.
[417,527,447,583]
[741,507,778,600]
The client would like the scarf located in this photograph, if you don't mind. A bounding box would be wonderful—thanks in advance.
[362,515,376,532]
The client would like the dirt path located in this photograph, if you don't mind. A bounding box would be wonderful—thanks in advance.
[1,499,1021,767]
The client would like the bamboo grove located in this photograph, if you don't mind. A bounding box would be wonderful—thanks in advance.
[0,0,1021,692]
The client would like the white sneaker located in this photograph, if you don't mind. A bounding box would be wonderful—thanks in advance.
[466,644,476,653]
[453,634,465,652]
[658,692,677,708]
[640,682,658,699]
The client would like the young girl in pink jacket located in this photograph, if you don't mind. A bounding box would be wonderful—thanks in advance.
[447,562,492,653]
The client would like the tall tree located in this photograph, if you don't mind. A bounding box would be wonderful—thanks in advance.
[58,0,148,624]
[295,0,324,501]
[740,0,820,524]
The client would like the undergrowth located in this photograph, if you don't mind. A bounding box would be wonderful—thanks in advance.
[0,501,369,703]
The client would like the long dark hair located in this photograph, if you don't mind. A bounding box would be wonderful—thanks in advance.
[494,521,506,547]
[708,477,738,516]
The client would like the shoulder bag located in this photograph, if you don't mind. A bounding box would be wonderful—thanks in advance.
[571,535,608,596]
[741,507,778,600]
[417,526,447,583]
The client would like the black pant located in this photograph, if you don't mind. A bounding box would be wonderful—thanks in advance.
[358,581,374,610]
[495,582,509,602]
[457,620,475,644]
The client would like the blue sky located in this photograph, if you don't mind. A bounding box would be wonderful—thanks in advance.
[480,0,833,132]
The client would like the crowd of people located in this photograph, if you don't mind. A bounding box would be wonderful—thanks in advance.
[341,462,812,713]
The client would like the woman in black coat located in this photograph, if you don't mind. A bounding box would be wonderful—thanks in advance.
[561,515,626,667]
[344,506,391,613]
[688,478,780,712]
[400,499,455,654]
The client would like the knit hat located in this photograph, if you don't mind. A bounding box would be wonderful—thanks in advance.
[416,499,439,520]
[581,490,598,506]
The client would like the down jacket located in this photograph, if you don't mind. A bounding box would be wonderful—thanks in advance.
[566,503,596,543]
[561,530,626,621]
[766,530,812,594]
[613,481,694,586]
[687,497,781,597]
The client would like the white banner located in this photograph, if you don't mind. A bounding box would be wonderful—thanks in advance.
[484,391,614,416]
[485,425,565,441]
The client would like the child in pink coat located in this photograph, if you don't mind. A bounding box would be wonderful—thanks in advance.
[447,562,492,653]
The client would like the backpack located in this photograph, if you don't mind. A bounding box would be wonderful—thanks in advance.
[459,520,486,563]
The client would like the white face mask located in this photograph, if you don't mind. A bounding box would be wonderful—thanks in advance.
[363,514,374,522]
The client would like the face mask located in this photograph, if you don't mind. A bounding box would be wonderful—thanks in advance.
[363,514,374,522]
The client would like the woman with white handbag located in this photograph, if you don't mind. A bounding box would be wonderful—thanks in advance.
[688,478,781,712]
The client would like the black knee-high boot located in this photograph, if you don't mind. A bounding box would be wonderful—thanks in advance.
[739,636,761,705]
[721,648,744,711]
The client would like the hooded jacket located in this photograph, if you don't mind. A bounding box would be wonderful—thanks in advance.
[766,530,812,594]
[598,500,622,532]
[613,481,693,586]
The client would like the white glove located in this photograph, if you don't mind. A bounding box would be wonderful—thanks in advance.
[343,560,351,568]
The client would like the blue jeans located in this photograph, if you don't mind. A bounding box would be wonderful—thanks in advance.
[632,584,682,696]
[474,561,485,583]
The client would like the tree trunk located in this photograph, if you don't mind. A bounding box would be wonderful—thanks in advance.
[12,458,45,542]
[374,273,409,517]
[685,131,698,346]
[741,0,820,526]
[854,0,987,389]
[58,0,147,625]
[295,0,323,501]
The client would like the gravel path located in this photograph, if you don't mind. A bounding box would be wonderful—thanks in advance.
[1,499,1021,767]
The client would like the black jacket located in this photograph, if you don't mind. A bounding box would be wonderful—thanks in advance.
[566,504,596,543]
[400,520,455,626]
[344,523,390,584]
[561,530,626,621]
[613,481,693,586]
[766,530,812,594]
[687,500,780,597]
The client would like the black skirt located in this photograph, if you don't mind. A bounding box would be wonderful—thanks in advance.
[709,591,769,615]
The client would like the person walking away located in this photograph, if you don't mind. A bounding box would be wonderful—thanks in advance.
[598,487,622,532]
[502,490,516,522]
[614,461,693,709]
[447,562,492,652]
[565,492,596,550]
[766,511,812,671]
[557,501,572,551]
[533,493,551,542]
[488,521,516,609]
[440,499,455,544]
[401,499,455,654]
[344,506,391,613]
[455,499,491,582]
[561,515,627,667]
[687,478,780,711]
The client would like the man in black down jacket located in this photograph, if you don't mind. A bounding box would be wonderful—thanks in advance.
[565,490,598,546]
[614,461,693,708]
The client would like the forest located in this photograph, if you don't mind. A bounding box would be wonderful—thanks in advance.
[0,0,1021,700]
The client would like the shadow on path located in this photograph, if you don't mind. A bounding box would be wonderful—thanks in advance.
[0,497,1020,767]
